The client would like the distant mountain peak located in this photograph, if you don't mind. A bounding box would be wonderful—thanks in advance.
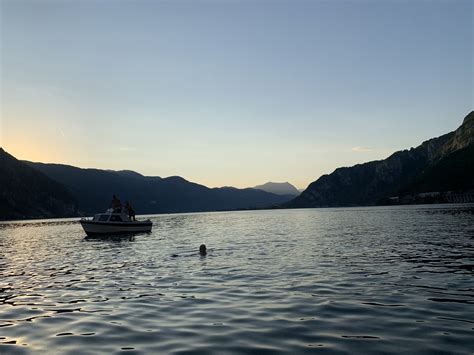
[253,181,300,196]
[116,170,145,178]
[163,176,189,183]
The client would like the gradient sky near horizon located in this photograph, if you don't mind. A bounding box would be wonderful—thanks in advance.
[1,0,472,189]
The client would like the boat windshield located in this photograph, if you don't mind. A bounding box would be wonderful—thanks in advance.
[98,215,109,222]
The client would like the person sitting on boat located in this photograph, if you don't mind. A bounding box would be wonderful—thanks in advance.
[111,195,122,213]
[125,201,136,221]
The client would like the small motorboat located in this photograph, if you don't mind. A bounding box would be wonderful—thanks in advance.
[80,208,152,236]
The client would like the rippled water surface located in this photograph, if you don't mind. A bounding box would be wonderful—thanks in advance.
[1,205,474,354]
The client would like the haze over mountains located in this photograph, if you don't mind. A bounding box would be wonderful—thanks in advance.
[286,111,474,208]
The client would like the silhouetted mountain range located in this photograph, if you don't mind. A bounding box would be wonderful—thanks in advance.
[22,161,294,216]
[253,182,300,196]
[2,112,472,220]
[0,148,78,220]
[286,111,474,208]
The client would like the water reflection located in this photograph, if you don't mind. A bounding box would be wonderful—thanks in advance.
[0,219,80,230]
[82,231,154,242]
[83,234,136,242]
[0,204,473,354]
[419,204,474,215]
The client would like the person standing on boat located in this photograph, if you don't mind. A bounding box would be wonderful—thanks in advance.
[111,195,122,213]
[125,201,136,221]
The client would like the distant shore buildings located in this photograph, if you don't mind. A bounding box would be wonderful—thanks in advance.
[388,191,474,205]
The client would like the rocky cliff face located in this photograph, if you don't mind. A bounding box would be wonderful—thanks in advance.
[439,111,473,158]
[286,111,474,208]
[399,139,474,195]
[0,148,78,220]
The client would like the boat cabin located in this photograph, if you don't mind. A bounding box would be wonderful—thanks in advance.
[92,209,131,223]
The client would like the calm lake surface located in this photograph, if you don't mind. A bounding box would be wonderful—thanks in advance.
[1,205,473,354]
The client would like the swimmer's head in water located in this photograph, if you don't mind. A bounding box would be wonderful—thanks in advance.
[199,244,207,255]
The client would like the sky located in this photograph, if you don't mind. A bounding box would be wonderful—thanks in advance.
[0,0,472,189]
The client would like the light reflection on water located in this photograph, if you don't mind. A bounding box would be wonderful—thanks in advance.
[0,205,473,354]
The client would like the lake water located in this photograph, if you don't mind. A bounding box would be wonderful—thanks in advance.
[0,205,473,354]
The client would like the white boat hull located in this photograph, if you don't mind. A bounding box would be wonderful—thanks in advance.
[80,220,152,236]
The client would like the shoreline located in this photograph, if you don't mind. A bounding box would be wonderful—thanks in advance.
[2,202,473,224]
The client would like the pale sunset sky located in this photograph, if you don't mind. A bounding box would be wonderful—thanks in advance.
[1,0,472,189]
